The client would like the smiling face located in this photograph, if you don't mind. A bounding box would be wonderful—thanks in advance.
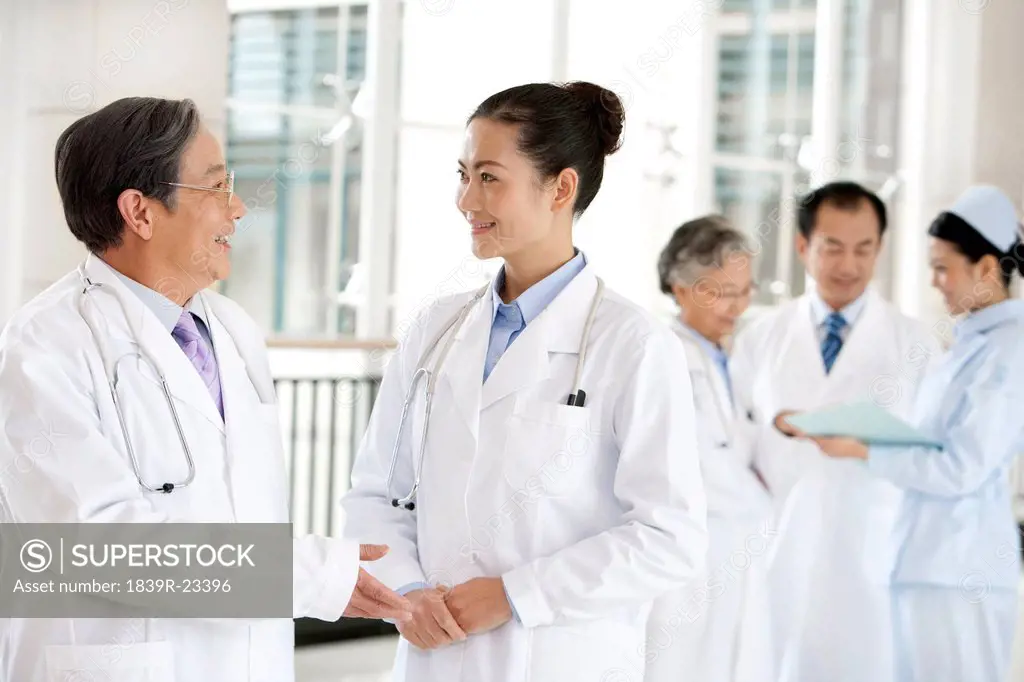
[797,199,882,310]
[675,251,755,344]
[147,126,245,288]
[928,237,1008,314]
[455,117,574,263]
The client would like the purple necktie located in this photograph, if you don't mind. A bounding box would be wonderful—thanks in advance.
[172,310,224,419]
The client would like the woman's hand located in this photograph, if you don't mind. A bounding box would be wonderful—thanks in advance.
[773,410,806,438]
[396,587,467,650]
[444,577,513,635]
[811,436,869,460]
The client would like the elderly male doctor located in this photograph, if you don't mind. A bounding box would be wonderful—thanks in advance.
[0,97,411,682]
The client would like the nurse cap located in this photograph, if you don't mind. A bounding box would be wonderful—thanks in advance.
[944,185,1022,253]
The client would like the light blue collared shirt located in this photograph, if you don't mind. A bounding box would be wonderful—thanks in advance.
[807,285,869,343]
[102,260,215,348]
[483,250,588,382]
[679,321,732,403]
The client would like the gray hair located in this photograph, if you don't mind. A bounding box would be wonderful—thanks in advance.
[55,97,202,253]
[657,215,753,293]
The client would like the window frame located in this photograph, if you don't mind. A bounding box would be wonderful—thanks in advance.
[224,1,381,337]
[705,0,899,306]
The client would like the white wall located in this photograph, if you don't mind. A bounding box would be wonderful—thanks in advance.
[0,0,229,324]
[564,0,713,319]
[893,0,1024,325]
[0,3,26,324]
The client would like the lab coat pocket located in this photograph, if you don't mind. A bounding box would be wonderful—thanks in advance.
[45,641,175,682]
[501,396,599,500]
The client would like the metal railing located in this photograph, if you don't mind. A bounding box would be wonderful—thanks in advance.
[273,375,380,538]
[267,341,395,644]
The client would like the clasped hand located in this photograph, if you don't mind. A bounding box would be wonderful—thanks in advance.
[398,577,513,650]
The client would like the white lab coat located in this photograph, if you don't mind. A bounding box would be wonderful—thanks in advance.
[0,254,360,682]
[643,321,775,682]
[728,287,938,682]
[342,266,709,682]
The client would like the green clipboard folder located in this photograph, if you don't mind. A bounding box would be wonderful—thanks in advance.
[784,401,944,449]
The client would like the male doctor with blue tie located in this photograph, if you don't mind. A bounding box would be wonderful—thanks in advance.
[729,181,939,682]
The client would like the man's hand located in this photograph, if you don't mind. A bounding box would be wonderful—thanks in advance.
[773,410,805,438]
[444,577,513,635]
[811,436,869,460]
[343,544,413,622]
[396,587,467,650]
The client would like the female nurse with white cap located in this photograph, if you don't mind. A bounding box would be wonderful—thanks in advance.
[809,185,1024,682]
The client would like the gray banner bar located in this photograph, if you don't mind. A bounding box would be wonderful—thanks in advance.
[0,523,293,617]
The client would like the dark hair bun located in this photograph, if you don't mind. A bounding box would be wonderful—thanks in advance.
[564,81,624,156]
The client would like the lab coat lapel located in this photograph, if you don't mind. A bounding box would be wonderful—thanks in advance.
[675,321,736,421]
[81,255,226,434]
[709,354,737,420]
[478,318,551,411]
[478,268,596,411]
[195,295,251,425]
[201,298,287,521]
[825,288,883,387]
[440,294,491,443]
[777,297,829,407]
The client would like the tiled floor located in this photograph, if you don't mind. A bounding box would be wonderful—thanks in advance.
[295,634,397,682]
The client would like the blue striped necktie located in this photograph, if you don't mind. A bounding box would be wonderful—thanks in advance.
[821,311,847,374]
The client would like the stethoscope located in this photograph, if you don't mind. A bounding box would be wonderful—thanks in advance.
[386,277,606,510]
[674,320,735,449]
[76,265,196,494]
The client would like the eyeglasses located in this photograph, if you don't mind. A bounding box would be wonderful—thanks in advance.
[161,170,235,208]
[718,282,760,301]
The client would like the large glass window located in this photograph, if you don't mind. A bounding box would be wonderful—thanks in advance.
[722,0,816,9]
[223,5,368,336]
[715,32,815,159]
[710,0,901,305]
[711,1,815,304]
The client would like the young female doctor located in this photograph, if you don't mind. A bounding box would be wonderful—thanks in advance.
[808,185,1024,682]
[342,81,708,682]
[645,216,774,682]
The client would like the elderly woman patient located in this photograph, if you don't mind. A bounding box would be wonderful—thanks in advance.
[644,215,774,682]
